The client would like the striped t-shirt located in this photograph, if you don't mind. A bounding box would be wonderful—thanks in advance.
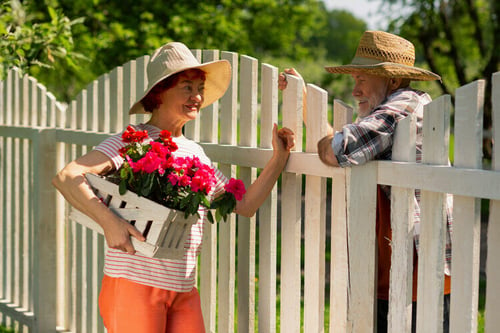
[94,123,228,292]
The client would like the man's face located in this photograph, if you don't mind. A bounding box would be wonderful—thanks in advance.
[350,73,390,118]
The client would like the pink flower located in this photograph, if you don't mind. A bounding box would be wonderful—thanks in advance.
[167,173,180,186]
[141,151,162,173]
[225,178,246,201]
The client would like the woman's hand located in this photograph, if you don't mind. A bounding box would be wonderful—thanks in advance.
[102,215,146,255]
[273,123,295,155]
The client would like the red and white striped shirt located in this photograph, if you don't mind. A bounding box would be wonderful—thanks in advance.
[95,123,228,292]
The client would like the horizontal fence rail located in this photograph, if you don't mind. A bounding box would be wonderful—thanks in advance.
[1,59,500,333]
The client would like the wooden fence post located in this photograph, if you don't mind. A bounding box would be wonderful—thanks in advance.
[485,72,500,333]
[303,84,328,332]
[345,163,377,332]
[416,95,451,333]
[388,114,416,332]
[450,80,485,333]
[258,63,279,333]
[32,128,57,333]
[280,74,303,333]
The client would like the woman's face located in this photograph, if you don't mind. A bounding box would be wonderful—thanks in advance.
[159,69,206,123]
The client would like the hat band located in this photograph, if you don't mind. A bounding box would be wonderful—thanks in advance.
[350,56,413,67]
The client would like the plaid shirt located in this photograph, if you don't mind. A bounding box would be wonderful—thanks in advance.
[332,87,453,275]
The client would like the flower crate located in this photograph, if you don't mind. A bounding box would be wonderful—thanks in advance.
[69,173,198,259]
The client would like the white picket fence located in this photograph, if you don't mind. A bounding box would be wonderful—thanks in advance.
[1,49,500,333]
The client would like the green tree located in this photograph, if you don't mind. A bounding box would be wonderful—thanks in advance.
[381,0,499,158]
[30,0,329,102]
[0,0,84,80]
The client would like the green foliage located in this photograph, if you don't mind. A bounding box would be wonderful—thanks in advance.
[382,0,499,155]
[0,0,85,80]
[0,325,14,333]
[20,0,366,104]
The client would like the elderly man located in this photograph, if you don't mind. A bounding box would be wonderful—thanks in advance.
[279,31,452,332]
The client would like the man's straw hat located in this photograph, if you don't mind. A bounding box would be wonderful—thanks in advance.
[129,42,231,114]
[325,31,440,81]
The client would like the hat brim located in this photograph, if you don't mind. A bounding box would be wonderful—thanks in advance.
[129,59,232,115]
[325,62,441,81]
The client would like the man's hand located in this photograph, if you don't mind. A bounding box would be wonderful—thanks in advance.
[278,68,303,91]
[317,135,339,167]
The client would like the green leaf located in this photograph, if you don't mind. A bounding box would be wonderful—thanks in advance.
[119,179,127,195]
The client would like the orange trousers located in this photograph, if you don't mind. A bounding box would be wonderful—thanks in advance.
[99,275,205,333]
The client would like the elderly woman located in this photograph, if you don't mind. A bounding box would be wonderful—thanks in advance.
[52,42,294,333]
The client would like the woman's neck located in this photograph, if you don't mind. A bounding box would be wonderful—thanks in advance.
[146,114,184,137]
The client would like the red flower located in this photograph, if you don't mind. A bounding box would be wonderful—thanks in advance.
[225,178,246,201]
[122,125,148,143]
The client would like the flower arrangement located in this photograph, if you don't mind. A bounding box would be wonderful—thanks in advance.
[110,125,246,223]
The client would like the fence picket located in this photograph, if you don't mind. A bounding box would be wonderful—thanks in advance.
[280,74,303,333]
[199,51,224,333]
[388,114,416,333]
[213,49,236,333]
[485,72,500,333]
[258,63,279,333]
[237,55,258,333]
[450,80,485,333]
[417,95,451,333]
[329,99,352,333]
[304,84,328,332]
[345,163,377,332]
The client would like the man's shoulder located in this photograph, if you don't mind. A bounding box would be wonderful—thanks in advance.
[390,87,432,102]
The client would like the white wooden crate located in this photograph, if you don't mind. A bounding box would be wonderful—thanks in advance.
[69,173,198,259]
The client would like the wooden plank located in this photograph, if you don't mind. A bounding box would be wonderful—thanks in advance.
[86,80,98,131]
[32,129,58,333]
[303,84,328,332]
[237,55,258,333]
[97,73,110,133]
[215,50,237,333]
[416,95,451,333]
[196,50,217,332]
[345,163,377,333]
[377,161,500,200]
[258,63,278,333]
[36,83,47,127]
[388,115,416,333]
[122,59,136,128]
[450,80,484,333]
[109,66,124,133]
[485,71,500,333]
[280,74,303,333]
[329,99,352,333]
[130,55,148,125]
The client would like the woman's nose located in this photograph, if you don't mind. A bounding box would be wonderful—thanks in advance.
[191,92,203,102]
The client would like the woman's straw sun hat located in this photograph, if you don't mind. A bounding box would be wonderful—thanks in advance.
[129,42,231,114]
[325,31,440,81]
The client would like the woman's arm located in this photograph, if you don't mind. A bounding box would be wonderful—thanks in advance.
[234,124,295,217]
[52,150,145,254]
